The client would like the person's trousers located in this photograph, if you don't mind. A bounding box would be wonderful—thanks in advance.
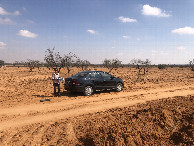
[53,83,60,96]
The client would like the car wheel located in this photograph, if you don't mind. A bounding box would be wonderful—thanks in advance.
[84,86,93,96]
[115,83,123,92]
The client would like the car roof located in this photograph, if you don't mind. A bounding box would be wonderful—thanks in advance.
[78,71,106,73]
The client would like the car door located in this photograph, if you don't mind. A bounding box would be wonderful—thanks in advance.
[89,72,104,90]
[100,72,116,89]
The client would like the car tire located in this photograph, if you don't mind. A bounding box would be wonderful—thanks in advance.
[115,83,123,92]
[84,86,93,96]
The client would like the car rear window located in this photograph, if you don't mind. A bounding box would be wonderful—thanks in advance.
[100,72,112,79]
[72,72,88,78]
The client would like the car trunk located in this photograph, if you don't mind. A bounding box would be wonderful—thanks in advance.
[65,77,82,90]
[64,77,73,90]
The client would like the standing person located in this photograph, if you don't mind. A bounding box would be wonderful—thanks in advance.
[52,68,64,96]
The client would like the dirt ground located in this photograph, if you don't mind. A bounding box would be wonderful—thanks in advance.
[0,67,193,145]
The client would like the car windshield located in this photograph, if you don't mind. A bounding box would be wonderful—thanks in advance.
[72,72,88,78]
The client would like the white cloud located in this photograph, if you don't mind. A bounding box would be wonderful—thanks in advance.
[176,46,186,50]
[151,50,168,56]
[87,29,96,34]
[118,16,137,23]
[18,30,38,38]
[0,42,6,49]
[122,35,130,39]
[172,27,194,35]
[0,6,20,15]
[0,7,9,15]
[13,10,20,15]
[142,4,170,17]
[27,20,35,24]
[0,17,15,24]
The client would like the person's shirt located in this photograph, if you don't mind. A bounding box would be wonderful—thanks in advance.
[52,73,60,84]
[52,73,64,84]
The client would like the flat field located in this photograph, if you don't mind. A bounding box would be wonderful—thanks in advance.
[0,67,193,145]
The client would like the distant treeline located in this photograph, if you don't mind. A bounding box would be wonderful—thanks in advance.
[1,47,193,73]
[3,62,191,68]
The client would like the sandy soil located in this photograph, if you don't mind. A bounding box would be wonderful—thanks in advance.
[0,67,193,145]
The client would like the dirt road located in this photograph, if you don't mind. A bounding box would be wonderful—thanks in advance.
[1,85,194,131]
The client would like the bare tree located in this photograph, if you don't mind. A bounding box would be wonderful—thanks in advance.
[75,59,90,71]
[44,48,78,74]
[60,52,78,74]
[26,59,40,72]
[13,61,19,67]
[103,58,122,73]
[44,48,62,71]
[130,59,151,82]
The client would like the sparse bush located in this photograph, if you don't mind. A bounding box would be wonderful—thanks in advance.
[189,59,194,77]
[26,59,40,72]
[0,60,5,68]
[189,59,194,70]
[103,58,122,73]
[75,59,90,71]
[130,59,151,82]
[13,61,26,68]
[158,64,166,69]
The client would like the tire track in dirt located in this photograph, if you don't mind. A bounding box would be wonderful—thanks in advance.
[0,85,194,131]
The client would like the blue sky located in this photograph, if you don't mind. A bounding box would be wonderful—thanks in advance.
[0,0,194,64]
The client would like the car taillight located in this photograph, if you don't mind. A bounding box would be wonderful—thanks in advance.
[72,79,80,85]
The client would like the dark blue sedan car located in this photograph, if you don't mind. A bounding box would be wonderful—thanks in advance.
[64,71,124,96]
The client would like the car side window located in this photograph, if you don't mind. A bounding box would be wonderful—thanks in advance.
[100,72,112,80]
[89,72,102,79]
